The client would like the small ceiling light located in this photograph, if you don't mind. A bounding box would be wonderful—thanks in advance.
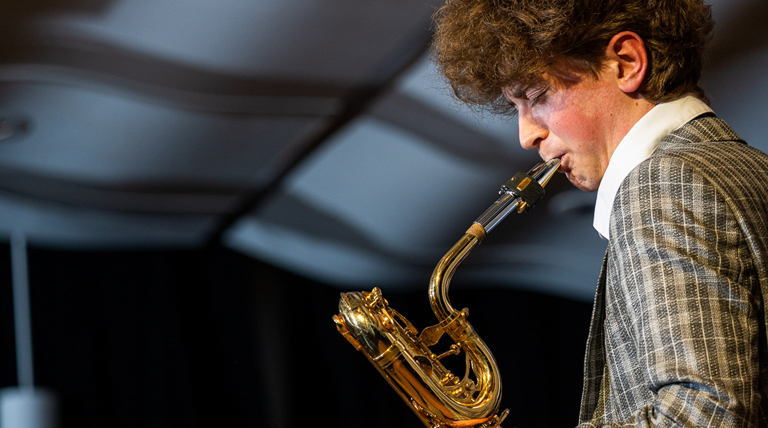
[0,116,31,142]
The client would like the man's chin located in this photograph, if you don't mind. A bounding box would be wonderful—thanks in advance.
[566,173,599,192]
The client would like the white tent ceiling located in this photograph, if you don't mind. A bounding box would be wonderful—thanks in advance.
[0,0,766,301]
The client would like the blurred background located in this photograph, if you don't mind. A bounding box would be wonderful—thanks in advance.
[0,0,765,427]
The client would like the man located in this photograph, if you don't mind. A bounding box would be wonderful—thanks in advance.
[433,1,768,426]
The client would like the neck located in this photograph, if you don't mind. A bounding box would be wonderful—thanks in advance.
[604,96,656,165]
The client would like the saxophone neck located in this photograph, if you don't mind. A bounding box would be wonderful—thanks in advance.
[429,231,482,328]
[429,158,561,327]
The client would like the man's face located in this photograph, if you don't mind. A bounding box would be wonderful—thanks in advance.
[503,68,633,192]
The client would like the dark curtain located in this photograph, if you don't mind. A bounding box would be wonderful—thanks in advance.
[0,244,592,428]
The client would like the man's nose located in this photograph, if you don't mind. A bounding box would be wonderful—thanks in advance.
[518,115,548,150]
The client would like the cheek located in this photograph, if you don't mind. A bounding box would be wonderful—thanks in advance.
[550,110,594,144]
[531,107,548,123]
[549,90,605,145]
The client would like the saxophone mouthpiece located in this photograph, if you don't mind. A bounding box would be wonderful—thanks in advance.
[527,158,561,188]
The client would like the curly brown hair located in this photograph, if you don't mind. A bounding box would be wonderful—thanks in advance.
[432,0,715,114]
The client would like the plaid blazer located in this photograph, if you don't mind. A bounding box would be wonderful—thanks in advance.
[578,116,768,427]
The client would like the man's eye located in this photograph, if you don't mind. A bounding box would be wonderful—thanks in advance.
[530,88,548,107]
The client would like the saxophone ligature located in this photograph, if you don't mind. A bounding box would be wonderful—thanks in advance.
[333,158,561,428]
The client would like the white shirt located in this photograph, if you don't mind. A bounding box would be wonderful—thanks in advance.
[593,96,713,240]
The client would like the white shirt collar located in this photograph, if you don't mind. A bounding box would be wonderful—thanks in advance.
[592,96,713,240]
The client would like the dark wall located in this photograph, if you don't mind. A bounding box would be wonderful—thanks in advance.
[0,244,592,428]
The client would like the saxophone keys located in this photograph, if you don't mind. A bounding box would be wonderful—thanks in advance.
[418,324,445,346]
[481,409,510,428]
[440,372,459,386]
[435,344,461,361]
[363,287,383,306]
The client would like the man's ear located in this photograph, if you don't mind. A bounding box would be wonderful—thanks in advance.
[606,31,648,95]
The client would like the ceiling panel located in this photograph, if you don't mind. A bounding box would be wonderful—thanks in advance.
[29,0,440,82]
[395,56,523,145]
[0,191,215,247]
[224,217,427,288]
[280,117,504,253]
[0,83,330,187]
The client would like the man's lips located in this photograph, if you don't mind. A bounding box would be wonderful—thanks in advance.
[544,154,568,172]
[558,154,568,172]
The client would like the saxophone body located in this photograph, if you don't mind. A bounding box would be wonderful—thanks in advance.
[333,159,560,428]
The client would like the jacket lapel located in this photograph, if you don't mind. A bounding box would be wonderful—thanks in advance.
[579,248,609,422]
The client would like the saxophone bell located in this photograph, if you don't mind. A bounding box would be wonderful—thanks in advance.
[334,159,561,428]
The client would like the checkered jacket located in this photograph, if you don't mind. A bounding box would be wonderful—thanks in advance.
[578,116,768,427]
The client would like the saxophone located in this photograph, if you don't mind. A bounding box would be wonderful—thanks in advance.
[333,158,561,428]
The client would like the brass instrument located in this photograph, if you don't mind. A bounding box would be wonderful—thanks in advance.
[333,159,561,428]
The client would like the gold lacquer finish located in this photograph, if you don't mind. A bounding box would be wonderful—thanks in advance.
[334,159,561,428]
